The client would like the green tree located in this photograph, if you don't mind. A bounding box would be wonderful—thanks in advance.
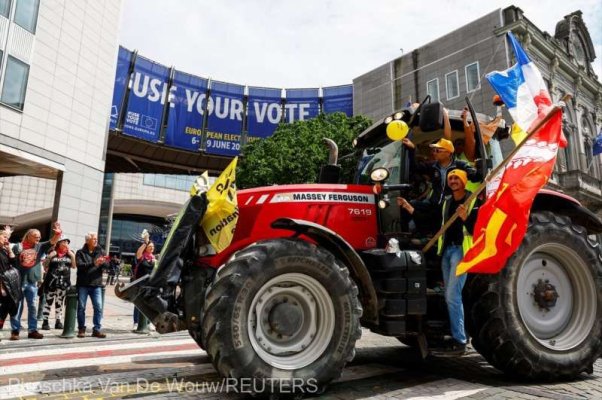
[237,113,372,188]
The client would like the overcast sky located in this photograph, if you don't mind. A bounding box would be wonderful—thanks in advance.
[119,0,602,88]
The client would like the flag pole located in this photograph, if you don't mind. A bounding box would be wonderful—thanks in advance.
[422,101,566,253]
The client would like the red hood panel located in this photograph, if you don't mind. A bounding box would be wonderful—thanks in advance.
[204,184,378,267]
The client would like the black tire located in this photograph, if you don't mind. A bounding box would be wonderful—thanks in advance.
[201,238,362,395]
[465,211,602,379]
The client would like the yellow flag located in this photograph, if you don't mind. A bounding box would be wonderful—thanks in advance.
[511,123,527,146]
[200,157,238,253]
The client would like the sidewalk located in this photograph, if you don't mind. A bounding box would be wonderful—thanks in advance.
[0,276,157,344]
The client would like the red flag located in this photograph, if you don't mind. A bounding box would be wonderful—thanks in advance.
[457,110,564,275]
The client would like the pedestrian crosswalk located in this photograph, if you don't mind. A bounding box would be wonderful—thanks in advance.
[0,331,596,400]
[0,338,200,375]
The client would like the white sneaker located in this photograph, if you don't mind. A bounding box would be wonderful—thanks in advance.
[132,322,137,330]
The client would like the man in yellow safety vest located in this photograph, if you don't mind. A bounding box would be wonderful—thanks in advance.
[434,169,480,356]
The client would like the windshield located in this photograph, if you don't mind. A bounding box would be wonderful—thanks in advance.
[355,140,404,184]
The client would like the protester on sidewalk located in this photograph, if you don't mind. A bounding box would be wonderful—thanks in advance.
[41,237,75,330]
[132,231,155,329]
[9,223,61,340]
[107,254,120,285]
[0,227,20,340]
[76,232,109,338]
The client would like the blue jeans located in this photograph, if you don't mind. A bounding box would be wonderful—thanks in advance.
[441,245,467,344]
[77,286,103,332]
[11,283,39,333]
[133,307,139,324]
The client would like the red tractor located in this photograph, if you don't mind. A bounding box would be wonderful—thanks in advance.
[117,98,602,395]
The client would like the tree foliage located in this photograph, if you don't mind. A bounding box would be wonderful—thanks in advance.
[237,113,372,189]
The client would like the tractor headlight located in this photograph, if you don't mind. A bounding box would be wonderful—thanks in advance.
[393,112,403,120]
[384,116,393,124]
[370,167,389,183]
[378,199,390,209]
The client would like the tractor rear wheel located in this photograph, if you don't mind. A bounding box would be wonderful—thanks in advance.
[465,212,602,379]
[201,238,362,395]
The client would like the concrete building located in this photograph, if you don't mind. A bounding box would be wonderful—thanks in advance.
[0,0,123,242]
[353,6,602,214]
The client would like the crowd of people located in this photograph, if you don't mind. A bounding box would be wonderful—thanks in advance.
[0,224,149,341]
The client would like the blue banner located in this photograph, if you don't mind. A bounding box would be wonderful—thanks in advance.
[205,81,245,156]
[284,88,319,123]
[247,87,282,140]
[122,56,170,142]
[109,46,132,130]
[165,71,208,151]
[323,85,353,116]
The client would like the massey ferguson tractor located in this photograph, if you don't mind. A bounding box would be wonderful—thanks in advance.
[117,97,602,396]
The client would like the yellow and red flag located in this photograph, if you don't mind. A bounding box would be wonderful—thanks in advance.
[457,111,563,274]
[457,33,567,275]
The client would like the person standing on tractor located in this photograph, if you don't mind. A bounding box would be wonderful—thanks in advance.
[434,169,480,356]
[401,107,480,209]
[399,134,479,236]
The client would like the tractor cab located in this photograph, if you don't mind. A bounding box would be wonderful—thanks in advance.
[353,98,501,247]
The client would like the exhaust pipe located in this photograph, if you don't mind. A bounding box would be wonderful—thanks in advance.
[323,138,339,165]
[318,138,341,184]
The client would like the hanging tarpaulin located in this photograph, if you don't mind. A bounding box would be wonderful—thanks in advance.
[323,85,353,116]
[165,71,209,151]
[284,88,320,123]
[205,81,245,156]
[122,56,170,142]
[247,86,282,140]
[109,46,133,130]
[200,157,238,252]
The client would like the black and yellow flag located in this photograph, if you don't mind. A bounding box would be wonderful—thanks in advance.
[199,157,238,252]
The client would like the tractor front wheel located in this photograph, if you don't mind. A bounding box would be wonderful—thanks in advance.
[201,238,362,395]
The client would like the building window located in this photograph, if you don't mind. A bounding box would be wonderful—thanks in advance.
[0,0,11,18]
[465,62,480,92]
[1,56,30,110]
[143,174,200,191]
[445,71,459,100]
[14,0,39,33]
[426,78,439,102]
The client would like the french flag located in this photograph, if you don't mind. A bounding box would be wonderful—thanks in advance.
[458,33,567,275]
[486,32,561,136]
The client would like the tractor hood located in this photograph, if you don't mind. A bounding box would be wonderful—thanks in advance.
[202,183,379,268]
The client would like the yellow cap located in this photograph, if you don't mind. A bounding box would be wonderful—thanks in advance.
[429,138,454,153]
[448,169,468,186]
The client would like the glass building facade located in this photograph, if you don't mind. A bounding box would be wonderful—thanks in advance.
[109,215,168,261]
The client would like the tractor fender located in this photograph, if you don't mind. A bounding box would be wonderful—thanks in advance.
[271,217,379,325]
[533,191,602,234]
